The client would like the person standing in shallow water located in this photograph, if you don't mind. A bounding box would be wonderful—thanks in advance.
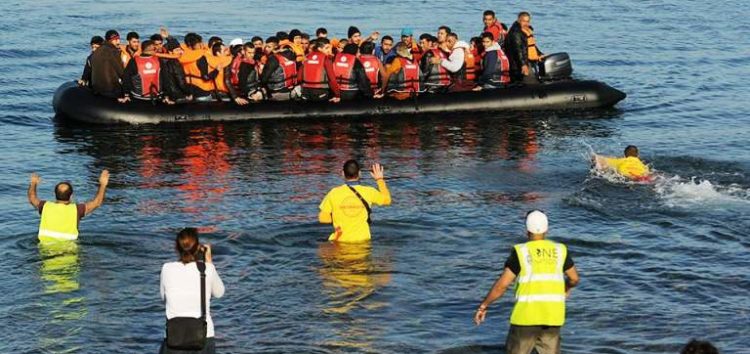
[28,170,109,243]
[474,211,579,354]
[318,160,391,243]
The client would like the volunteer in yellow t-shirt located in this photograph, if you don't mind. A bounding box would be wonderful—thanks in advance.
[593,145,651,180]
[318,160,391,243]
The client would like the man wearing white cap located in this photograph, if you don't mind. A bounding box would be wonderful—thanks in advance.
[473,210,579,354]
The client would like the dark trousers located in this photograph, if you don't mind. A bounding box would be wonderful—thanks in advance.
[159,338,215,354]
[505,325,561,354]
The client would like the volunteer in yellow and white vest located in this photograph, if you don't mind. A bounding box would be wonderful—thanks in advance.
[474,210,579,354]
[28,170,110,243]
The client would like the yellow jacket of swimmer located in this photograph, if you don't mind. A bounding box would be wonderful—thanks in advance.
[319,180,391,243]
[603,156,650,179]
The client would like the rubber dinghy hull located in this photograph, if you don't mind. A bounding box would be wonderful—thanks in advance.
[53,80,626,124]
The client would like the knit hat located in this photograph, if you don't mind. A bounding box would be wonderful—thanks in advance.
[348,26,361,38]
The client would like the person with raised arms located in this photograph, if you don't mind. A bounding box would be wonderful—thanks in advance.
[318,160,391,243]
[28,170,109,243]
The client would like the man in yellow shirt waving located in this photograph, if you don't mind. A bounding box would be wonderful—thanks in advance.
[318,160,391,243]
[593,145,651,181]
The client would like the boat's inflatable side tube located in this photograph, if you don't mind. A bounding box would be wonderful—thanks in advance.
[53,80,626,124]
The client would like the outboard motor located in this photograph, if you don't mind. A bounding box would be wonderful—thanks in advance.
[539,52,573,81]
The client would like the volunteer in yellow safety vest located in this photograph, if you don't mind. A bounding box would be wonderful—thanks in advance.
[318,160,391,243]
[28,170,110,243]
[474,210,579,354]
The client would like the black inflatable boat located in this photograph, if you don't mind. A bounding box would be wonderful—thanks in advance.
[53,53,626,124]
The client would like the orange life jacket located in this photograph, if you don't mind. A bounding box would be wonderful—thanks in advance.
[358,54,381,91]
[521,27,540,61]
[333,53,357,91]
[464,50,476,81]
[179,47,215,92]
[206,53,233,93]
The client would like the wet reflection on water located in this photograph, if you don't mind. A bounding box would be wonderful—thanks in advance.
[37,241,87,353]
[317,242,392,351]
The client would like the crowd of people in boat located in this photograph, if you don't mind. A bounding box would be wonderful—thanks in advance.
[79,11,549,105]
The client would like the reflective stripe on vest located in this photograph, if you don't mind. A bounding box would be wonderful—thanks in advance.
[333,53,357,91]
[489,49,511,85]
[134,56,161,97]
[388,57,420,93]
[521,27,540,61]
[359,55,381,91]
[301,52,328,89]
[510,240,566,326]
[424,49,451,86]
[38,202,79,242]
[269,54,297,91]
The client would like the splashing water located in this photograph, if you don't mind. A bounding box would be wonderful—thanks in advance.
[654,176,750,208]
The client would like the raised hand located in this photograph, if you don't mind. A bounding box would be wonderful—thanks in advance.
[30,173,41,184]
[99,170,110,186]
[370,163,384,180]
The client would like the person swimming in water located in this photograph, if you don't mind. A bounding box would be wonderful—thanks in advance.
[593,145,651,181]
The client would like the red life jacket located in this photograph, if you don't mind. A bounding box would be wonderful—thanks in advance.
[229,55,255,87]
[489,49,511,84]
[425,48,450,86]
[333,53,357,91]
[134,56,161,97]
[359,55,381,91]
[388,57,420,93]
[269,53,297,91]
[301,52,329,89]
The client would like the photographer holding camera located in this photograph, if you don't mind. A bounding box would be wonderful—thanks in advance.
[160,228,225,354]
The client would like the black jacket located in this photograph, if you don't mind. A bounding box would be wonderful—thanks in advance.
[90,42,123,97]
[80,53,93,86]
[161,58,191,99]
[504,22,543,77]
[260,49,296,90]
[341,60,373,99]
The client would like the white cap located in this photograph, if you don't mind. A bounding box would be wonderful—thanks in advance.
[229,38,244,47]
[526,210,548,234]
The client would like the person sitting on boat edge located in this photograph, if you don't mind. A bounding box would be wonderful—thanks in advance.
[333,43,374,100]
[382,42,422,100]
[224,42,262,105]
[120,40,169,103]
[90,30,125,99]
[318,160,391,243]
[179,33,216,99]
[78,35,104,88]
[474,31,511,90]
[358,41,384,98]
[419,33,451,94]
[298,38,341,102]
[203,42,233,100]
[593,145,651,181]
[28,170,109,243]
[260,36,299,101]
[160,39,194,104]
